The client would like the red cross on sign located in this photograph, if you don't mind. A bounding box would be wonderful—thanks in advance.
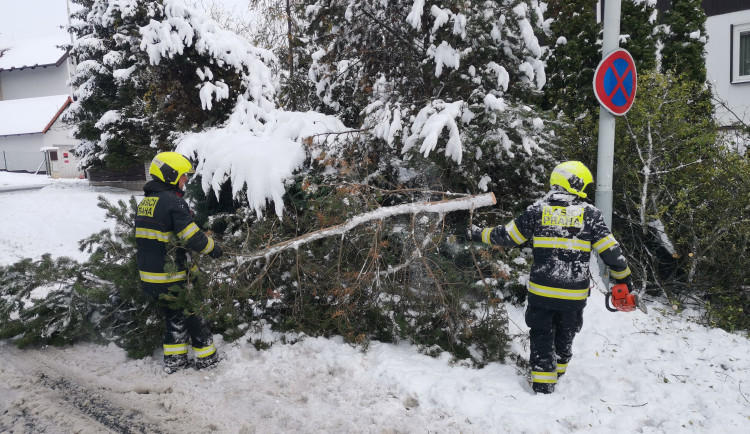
[593,48,637,116]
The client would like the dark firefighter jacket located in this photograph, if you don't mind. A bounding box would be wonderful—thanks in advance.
[135,180,217,297]
[476,190,632,311]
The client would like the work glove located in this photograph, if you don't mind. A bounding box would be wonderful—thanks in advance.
[616,277,636,294]
[208,243,223,259]
[468,225,484,243]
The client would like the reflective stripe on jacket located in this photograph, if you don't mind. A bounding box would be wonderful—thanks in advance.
[135,180,217,297]
[481,190,631,311]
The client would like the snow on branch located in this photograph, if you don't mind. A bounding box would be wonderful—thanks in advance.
[406,0,426,30]
[176,110,348,218]
[403,100,465,164]
[139,0,277,117]
[230,193,497,262]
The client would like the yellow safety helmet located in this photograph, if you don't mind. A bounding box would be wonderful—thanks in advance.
[149,152,193,185]
[549,161,593,198]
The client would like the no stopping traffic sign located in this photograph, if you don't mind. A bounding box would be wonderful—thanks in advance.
[593,48,637,116]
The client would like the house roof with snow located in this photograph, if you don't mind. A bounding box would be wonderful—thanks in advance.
[0,39,69,72]
[0,95,72,136]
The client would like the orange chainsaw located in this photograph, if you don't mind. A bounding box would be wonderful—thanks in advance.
[605,283,648,313]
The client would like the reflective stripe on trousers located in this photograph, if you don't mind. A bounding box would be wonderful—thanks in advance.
[193,343,216,359]
[531,371,557,384]
[528,282,589,301]
[163,343,189,356]
[139,270,188,283]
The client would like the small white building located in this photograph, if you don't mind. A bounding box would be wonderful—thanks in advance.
[0,38,82,176]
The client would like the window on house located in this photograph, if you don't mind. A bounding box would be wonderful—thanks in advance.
[741,30,750,77]
[733,23,750,83]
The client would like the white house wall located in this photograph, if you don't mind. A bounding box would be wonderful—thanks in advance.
[42,117,77,148]
[0,113,78,174]
[0,134,46,172]
[706,9,750,127]
[0,64,71,100]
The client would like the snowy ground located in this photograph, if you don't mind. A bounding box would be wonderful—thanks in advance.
[1,172,749,433]
[0,172,132,266]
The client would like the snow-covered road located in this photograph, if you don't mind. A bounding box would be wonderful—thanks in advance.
[1,342,168,433]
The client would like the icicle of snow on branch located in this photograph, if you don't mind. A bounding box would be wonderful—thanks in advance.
[431,41,460,77]
[404,100,465,164]
[486,62,510,92]
[484,94,507,113]
[94,110,121,130]
[431,5,451,33]
[513,3,542,58]
[364,100,404,148]
[407,0,426,30]
[512,3,546,89]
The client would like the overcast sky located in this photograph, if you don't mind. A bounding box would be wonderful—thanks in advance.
[0,0,251,47]
[0,0,71,46]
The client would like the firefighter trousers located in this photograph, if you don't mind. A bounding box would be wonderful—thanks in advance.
[143,282,218,371]
[162,306,214,350]
[525,305,584,392]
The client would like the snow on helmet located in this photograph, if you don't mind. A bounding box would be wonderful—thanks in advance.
[149,152,193,185]
[549,161,593,198]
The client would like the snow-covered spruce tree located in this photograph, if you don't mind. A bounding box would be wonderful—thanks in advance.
[620,0,658,73]
[138,1,277,146]
[659,0,707,85]
[65,0,277,171]
[303,0,555,207]
[542,0,600,120]
[225,0,556,364]
[0,255,103,347]
[65,0,154,170]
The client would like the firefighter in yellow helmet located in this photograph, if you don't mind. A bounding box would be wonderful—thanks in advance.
[135,152,224,373]
[469,161,634,394]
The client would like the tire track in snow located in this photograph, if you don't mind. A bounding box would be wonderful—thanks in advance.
[0,345,166,434]
[37,374,164,433]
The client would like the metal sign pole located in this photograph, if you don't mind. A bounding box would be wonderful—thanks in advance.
[595,0,623,287]
[595,0,622,228]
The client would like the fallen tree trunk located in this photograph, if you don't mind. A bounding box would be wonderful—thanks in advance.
[229,192,496,262]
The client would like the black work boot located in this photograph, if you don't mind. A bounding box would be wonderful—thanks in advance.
[532,382,556,394]
[163,354,190,374]
[194,352,223,370]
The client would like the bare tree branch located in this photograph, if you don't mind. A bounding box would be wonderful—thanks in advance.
[228,193,496,262]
